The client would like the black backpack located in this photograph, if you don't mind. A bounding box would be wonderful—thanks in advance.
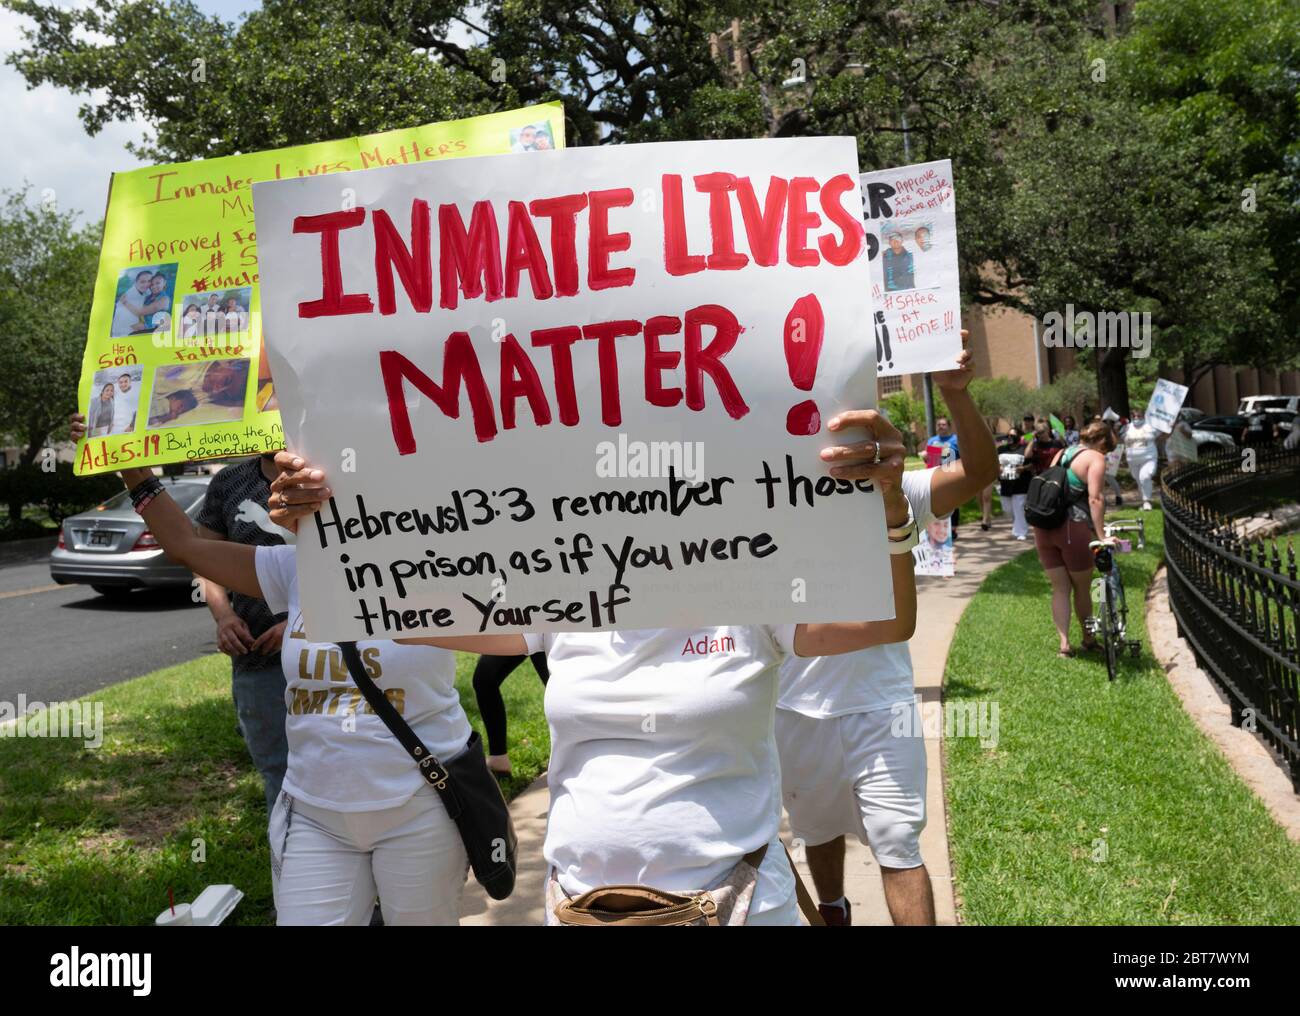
[1025,446,1079,530]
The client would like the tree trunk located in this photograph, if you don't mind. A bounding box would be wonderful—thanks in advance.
[9,425,47,525]
[1188,361,1217,392]
[20,433,43,467]
[1096,346,1130,417]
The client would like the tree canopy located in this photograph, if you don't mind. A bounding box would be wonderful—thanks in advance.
[5,0,1296,415]
[0,190,100,466]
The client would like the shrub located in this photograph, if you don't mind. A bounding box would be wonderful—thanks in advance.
[0,462,121,526]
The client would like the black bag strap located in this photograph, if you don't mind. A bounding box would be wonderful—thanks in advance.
[335,641,452,795]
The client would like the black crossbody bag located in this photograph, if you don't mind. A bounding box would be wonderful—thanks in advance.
[336,641,518,901]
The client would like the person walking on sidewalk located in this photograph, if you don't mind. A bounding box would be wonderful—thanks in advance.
[1022,418,1064,486]
[1120,411,1159,510]
[70,420,473,926]
[774,335,999,926]
[924,416,962,540]
[997,426,1031,540]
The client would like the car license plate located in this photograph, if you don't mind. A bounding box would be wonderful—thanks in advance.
[88,530,115,547]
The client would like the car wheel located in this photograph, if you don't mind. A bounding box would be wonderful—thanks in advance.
[91,584,133,598]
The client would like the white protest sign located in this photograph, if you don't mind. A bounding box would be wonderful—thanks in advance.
[253,137,891,640]
[859,159,962,376]
[1146,378,1189,434]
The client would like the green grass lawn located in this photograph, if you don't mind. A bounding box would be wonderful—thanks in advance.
[944,509,1300,924]
[0,651,548,925]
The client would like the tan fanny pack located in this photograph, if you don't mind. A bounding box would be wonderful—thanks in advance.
[549,844,825,927]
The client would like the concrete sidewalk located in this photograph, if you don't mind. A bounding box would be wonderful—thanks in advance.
[460,774,552,926]
[462,518,1027,926]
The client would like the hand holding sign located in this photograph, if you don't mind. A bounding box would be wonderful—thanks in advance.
[267,453,331,532]
[821,410,907,491]
[931,333,975,392]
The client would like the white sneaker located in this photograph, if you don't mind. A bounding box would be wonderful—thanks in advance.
[1142,500,1152,511]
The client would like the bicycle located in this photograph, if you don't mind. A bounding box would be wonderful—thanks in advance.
[1086,531,1142,681]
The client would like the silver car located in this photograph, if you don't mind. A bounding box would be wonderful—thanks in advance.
[1158,407,1235,462]
[49,475,212,597]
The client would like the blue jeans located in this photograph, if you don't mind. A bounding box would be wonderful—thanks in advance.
[231,660,289,814]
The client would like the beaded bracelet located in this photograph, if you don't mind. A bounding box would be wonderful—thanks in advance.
[129,476,164,514]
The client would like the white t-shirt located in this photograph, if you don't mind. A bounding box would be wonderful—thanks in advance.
[112,289,146,335]
[1123,421,1159,459]
[776,467,937,718]
[110,387,136,434]
[527,625,797,915]
[255,544,471,811]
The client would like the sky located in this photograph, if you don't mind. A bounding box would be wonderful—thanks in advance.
[0,1,262,221]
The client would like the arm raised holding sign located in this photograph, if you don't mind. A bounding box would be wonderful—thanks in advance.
[925,330,999,517]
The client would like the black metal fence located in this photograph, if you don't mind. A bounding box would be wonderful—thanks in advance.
[1161,446,1300,793]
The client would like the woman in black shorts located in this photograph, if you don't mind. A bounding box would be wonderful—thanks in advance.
[1033,421,1115,657]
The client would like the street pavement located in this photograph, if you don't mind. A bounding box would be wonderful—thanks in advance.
[0,550,216,706]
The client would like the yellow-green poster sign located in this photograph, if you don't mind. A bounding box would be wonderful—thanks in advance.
[74,101,565,475]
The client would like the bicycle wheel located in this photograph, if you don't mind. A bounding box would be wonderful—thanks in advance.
[1092,578,1119,681]
[1103,582,1120,681]
[1104,619,1119,681]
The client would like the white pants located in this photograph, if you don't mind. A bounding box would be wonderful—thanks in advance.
[1009,493,1029,538]
[1104,473,1123,500]
[271,784,468,925]
[1128,451,1157,502]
